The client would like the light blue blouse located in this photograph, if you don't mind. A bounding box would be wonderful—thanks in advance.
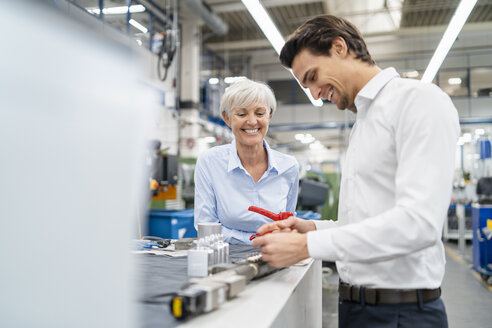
[194,139,299,244]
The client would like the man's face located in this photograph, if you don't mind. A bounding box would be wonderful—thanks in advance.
[223,101,271,148]
[291,47,354,111]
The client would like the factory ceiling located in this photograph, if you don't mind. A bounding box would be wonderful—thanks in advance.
[201,0,492,70]
[73,0,492,52]
[74,0,492,76]
[68,0,492,151]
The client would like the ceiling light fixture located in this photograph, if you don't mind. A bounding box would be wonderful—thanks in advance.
[421,0,477,83]
[224,76,246,84]
[309,141,324,150]
[129,19,148,34]
[402,70,419,78]
[448,77,462,85]
[475,128,485,135]
[87,5,146,15]
[294,133,305,141]
[241,0,323,107]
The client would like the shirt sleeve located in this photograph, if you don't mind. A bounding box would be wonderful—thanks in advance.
[307,84,460,262]
[194,155,220,229]
[221,225,254,245]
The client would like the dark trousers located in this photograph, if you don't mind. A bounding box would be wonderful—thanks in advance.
[339,297,448,328]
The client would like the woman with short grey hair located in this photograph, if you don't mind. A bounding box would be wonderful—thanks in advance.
[220,78,277,121]
[194,77,299,244]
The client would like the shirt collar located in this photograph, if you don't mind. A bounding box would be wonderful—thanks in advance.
[355,67,399,115]
[227,139,278,173]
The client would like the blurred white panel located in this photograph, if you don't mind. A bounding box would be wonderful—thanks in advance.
[0,1,157,327]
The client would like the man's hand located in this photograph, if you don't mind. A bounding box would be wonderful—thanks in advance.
[256,216,316,236]
[251,231,310,268]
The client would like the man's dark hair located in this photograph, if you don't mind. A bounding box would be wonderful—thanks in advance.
[279,15,375,68]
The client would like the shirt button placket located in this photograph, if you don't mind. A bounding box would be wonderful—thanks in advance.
[254,180,260,205]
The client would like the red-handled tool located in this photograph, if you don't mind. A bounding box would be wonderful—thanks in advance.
[248,206,293,221]
[248,206,293,240]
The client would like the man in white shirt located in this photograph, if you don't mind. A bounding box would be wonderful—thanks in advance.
[252,15,460,328]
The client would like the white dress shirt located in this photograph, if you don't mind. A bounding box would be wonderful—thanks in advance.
[307,67,460,289]
[194,139,299,244]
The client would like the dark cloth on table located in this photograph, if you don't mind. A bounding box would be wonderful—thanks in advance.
[134,244,256,328]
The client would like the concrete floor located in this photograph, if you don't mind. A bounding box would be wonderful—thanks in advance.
[321,240,492,328]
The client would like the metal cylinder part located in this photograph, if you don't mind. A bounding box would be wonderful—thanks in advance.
[197,222,222,239]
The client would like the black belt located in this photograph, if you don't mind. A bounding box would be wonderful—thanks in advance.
[339,282,441,305]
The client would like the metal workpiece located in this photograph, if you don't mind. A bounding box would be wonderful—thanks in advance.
[187,234,230,278]
[198,281,227,313]
[187,248,209,277]
[214,274,246,299]
[170,281,227,320]
[209,253,279,282]
[174,238,196,250]
[171,253,280,321]
[190,270,247,299]
[231,263,257,282]
[209,262,258,282]
[171,279,227,320]
[197,223,222,239]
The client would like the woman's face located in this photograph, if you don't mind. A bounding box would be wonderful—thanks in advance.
[223,101,271,148]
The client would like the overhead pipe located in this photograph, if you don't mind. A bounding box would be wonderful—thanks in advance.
[137,0,173,27]
[183,0,228,35]
[269,122,355,132]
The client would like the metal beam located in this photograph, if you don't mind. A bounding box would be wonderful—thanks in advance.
[206,38,271,51]
[210,0,322,13]
[269,122,354,132]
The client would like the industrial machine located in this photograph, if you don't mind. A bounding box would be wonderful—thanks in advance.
[472,204,492,284]
[148,140,179,200]
[297,178,330,211]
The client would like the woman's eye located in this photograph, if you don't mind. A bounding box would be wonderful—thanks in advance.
[257,113,265,116]
[236,113,245,117]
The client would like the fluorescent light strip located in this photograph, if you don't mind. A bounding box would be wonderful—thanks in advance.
[88,5,146,15]
[241,0,284,54]
[421,0,477,83]
[129,19,148,34]
[241,0,323,107]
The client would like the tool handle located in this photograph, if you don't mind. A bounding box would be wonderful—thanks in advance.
[248,206,294,240]
[278,211,294,220]
[248,206,279,220]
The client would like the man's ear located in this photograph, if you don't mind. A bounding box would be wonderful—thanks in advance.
[332,36,348,57]
[222,111,231,127]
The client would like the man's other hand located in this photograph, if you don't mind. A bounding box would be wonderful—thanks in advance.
[251,231,310,268]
